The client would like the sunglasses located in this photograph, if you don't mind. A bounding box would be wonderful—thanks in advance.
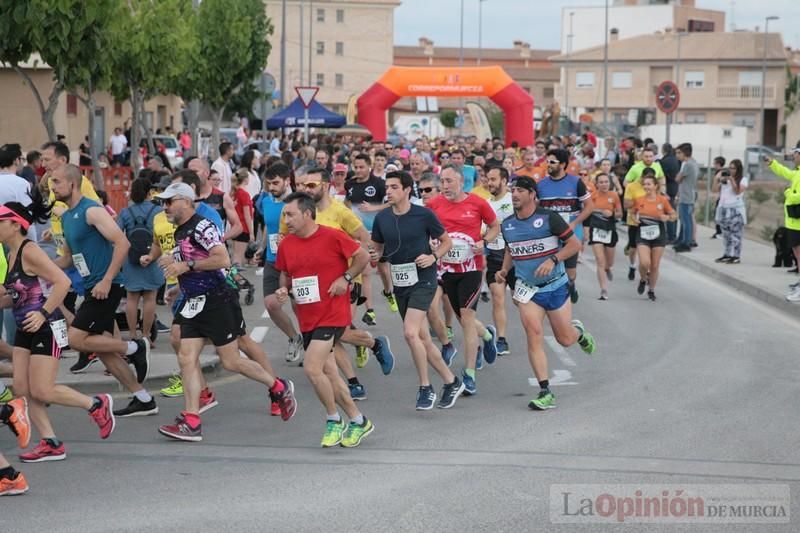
[440,155,450,159]
[547,160,560,165]
[163,197,188,206]
[299,180,322,189]
[420,187,436,193]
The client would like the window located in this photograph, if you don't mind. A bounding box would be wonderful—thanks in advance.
[335,42,344,56]
[732,113,756,129]
[684,112,706,124]
[575,71,595,88]
[316,8,325,22]
[738,71,762,87]
[335,73,343,88]
[336,9,344,23]
[114,101,123,116]
[612,71,632,89]
[316,41,324,55]
[684,71,704,89]
[543,87,554,98]
[66,94,77,115]
[316,73,325,86]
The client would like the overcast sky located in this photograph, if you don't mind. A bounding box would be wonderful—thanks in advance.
[394,0,800,51]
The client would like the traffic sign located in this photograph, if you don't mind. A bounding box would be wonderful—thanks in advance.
[295,86,319,109]
[655,81,680,114]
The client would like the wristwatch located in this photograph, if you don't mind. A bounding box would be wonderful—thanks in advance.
[343,272,353,284]
[549,256,560,265]
[187,260,196,271]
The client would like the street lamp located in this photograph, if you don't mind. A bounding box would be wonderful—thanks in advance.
[602,0,608,129]
[478,0,488,66]
[565,11,574,125]
[760,16,779,148]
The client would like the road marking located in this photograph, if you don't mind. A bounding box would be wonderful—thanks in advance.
[262,310,270,319]
[528,369,578,387]
[544,336,576,367]
[256,268,264,276]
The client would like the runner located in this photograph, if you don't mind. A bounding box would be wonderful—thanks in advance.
[0,397,30,495]
[587,173,622,300]
[484,166,515,355]
[155,183,296,442]
[49,165,156,421]
[623,167,648,281]
[537,149,594,304]
[371,171,465,410]
[428,164,500,395]
[632,174,676,302]
[275,192,375,447]
[494,176,597,411]
[0,200,115,463]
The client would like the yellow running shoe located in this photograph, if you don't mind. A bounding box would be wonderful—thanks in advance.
[355,345,369,368]
[321,419,345,448]
[160,374,184,398]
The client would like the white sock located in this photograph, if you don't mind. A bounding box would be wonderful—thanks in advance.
[125,341,139,356]
[326,412,341,423]
[134,389,152,403]
[351,414,364,425]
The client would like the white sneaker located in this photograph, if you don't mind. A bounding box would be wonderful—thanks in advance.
[786,288,800,302]
[285,334,304,363]
[788,281,800,290]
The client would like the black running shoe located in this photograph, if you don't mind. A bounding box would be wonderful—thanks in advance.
[156,318,171,333]
[130,339,151,383]
[628,266,636,281]
[70,353,97,374]
[113,396,158,417]
[637,279,647,295]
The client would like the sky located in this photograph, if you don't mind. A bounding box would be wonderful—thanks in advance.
[394,0,800,51]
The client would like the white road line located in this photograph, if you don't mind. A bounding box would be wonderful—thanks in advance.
[544,335,577,367]
[528,370,579,387]
[256,268,264,276]
[262,310,270,319]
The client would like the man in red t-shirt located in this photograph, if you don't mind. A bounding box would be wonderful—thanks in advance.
[427,164,501,396]
[275,192,375,448]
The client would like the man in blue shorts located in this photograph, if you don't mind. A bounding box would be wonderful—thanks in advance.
[495,176,597,411]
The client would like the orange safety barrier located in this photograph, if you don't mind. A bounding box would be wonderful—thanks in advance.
[79,166,135,214]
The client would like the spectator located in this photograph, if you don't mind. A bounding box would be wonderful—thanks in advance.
[766,148,800,301]
[713,159,748,264]
[674,143,699,253]
[108,127,128,166]
[211,141,234,192]
[239,149,263,199]
[709,156,726,239]
[660,143,680,242]
[79,136,92,167]
[20,150,40,187]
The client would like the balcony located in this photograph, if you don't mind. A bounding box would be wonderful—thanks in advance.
[716,85,775,99]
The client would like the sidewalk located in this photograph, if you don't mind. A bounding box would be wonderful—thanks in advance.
[650,223,800,315]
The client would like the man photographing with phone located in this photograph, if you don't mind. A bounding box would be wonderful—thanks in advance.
[764,148,800,301]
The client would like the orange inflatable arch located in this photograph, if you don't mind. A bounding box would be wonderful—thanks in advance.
[357,66,534,146]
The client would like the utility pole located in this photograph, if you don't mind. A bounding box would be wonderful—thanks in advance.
[759,16,779,175]
[602,0,609,130]
[565,12,574,126]
[279,0,286,109]
[308,0,313,85]
[299,0,304,86]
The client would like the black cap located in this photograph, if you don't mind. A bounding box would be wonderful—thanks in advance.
[512,176,538,194]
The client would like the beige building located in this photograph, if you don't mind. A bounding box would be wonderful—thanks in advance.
[551,31,789,146]
[264,0,399,114]
[0,62,182,157]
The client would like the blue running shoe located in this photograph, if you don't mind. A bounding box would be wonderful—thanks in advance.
[496,337,510,356]
[483,325,498,365]
[476,344,484,371]
[348,383,367,401]
[461,370,476,396]
[441,343,457,367]
[372,336,395,375]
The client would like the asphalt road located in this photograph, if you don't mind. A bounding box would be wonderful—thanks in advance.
[4,253,800,532]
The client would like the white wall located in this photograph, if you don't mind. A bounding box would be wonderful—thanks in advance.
[560,5,674,53]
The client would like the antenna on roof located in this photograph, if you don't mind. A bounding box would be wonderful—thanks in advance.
[730,0,736,31]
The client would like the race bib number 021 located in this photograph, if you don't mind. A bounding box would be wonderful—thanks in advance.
[442,240,473,264]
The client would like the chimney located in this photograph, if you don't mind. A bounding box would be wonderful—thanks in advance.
[513,40,524,49]
[519,42,531,59]
[419,37,434,56]
[610,28,619,42]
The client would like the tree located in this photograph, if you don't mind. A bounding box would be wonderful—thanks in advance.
[440,110,457,129]
[194,0,273,158]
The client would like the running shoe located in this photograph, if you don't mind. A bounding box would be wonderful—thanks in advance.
[605,269,613,282]
[88,394,115,439]
[285,334,303,363]
[0,387,12,404]
[158,414,202,442]
[648,290,657,302]
[637,279,646,295]
[786,287,800,302]
[6,398,30,448]
[372,336,395,375]
[383,291,399,313]
[446,326,454,341]
[727,257,740,264]
[270,402,281,416]
[348,383,367,401]
[199,389,218,414]
[461,370,476,396]
[160,374,184,397]
[270,379,297,421]
[156,317,171,333]
[475,344,484,371]
[715,256,731,263]
[355,345,369,369]
[496,337,510,356]
[571,319,596,355]
[0,471,28,496]
[568,282,579,304]
[529,390,556,410]
[599,290,609,301]
[789,281,800,290]
[69,352,97,374]
[437,377,465,409]
[341,418,374,448]
[321,419,345,447]
[114,396,159,417]
[130,338,151,384]
[441,343,458,367]
[20,439,66,463]
[361,309,377,326]
[627,266,636,281]
[483,325,498,365]
[480,291,490,303]
[415,385,437,411]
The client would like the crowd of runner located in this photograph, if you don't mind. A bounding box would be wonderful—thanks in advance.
[1,128,798,496]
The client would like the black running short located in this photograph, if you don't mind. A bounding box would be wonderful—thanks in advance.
[788,228,800,249]
[71,283,125,335]
[627,224,639,251]
[587,226,619,248]
[178,288,243,347]
[302,326,346,351]
[14,323,62,358]
[441,271,482,318]
[395,284,436,320]
[262,262,281,296]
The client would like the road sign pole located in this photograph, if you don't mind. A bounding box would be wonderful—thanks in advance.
[666,112,671,144]
[294,86,319,145]
[261,75,268,142]
[304,107,309,144]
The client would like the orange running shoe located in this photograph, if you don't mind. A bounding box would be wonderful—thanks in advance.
[0,471,29,496]
[6,398,30,449]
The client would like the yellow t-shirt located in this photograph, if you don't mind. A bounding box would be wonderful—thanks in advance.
[152,211,178,285]
[471,185,492,200]
[623,180,646,226]
[49,176,101,255]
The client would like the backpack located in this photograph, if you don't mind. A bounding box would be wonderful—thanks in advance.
[125,203,157,265]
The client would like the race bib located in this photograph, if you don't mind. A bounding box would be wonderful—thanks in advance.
[487,235,505,251]
[592,228,613,244]
[50,319,69,348]
[268,234,279,255]
[292,275,321,304]
[180,295,207,318]
[442,239,473,264]
[390,262,419,287]
[72,253,90,277]
[53,233,66,252]
[640,225,661,241]
[512,279,539,304]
